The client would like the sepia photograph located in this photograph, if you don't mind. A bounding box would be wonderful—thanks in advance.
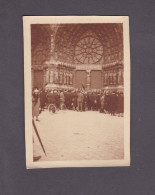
[23,16,130,168]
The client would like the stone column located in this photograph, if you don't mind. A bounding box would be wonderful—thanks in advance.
[86,70,91,90]
[54,70,59,84]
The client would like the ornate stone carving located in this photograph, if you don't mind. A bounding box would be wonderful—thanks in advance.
[54,70,59,83]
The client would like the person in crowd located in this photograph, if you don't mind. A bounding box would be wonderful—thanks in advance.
[89,91,94,110]
[82,91,86,111]
[97,90,101,111]
[67,90,73,110]
[93,92,98,111]
[116,91,124,117]
[53,90,60,109]
[40,89,46,111]
[83,91,88,111]
[44,89,48,108]
[47,90,53,105]
[104,91,109,113]
[32,88,40,121]
[64,90,70,109]
[77,90,84,111]
[110,91,115,115]
[32,88,42,161]
[87,91,92,110]
[71,90,77,110]
[60,90,65,110]
[100,93,105,113]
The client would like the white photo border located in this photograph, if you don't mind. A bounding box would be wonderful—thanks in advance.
[23,16,130,169]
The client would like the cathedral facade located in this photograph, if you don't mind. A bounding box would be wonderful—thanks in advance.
[31,23,124,91]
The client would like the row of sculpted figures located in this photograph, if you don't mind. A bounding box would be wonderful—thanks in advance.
[48,69,73,85]
[104,69,124,85]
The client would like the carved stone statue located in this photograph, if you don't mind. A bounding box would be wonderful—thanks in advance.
[54,70,59,83]
[50,70,54,83]
[64,72,67,85]
[122,71,124,84]
[109,71,112,84]
[118,70,122,84]
[69,72,73,85]
[59,71,63,84]
[107,72,110,84]
[104,72,107,84]
[113,71,117,84]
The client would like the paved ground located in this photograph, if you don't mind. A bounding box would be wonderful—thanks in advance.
[33,110,124,161]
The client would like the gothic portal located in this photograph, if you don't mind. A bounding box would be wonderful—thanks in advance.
[31,24,124,91]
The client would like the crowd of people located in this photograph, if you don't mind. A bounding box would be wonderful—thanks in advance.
[32,87,124,121]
